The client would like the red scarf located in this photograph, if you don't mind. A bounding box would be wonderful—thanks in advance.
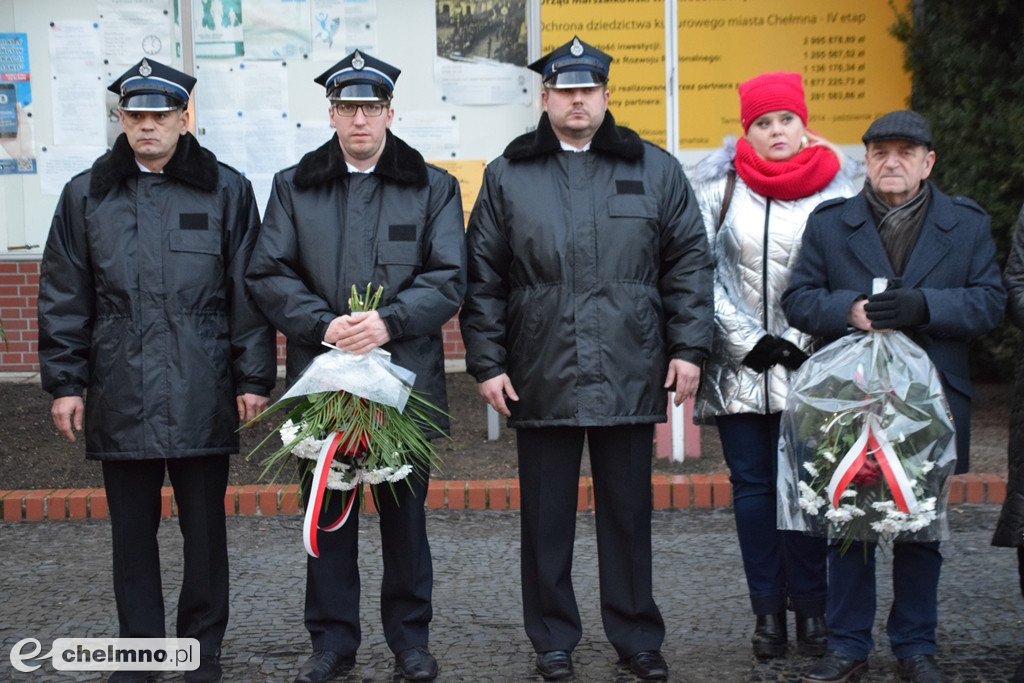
[733,136,841,201]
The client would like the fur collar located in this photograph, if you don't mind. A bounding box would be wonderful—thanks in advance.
[293,130,428,189]
[502,111,644,162]
[89,132,219,197]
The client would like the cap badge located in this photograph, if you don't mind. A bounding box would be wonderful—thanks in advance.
[139,59,152,77]
[570,38,584,57]
[352,51,365,70]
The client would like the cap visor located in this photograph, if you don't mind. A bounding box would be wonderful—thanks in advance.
[546,70,605,89]
[119,93,184,111]
[328,83,389,101]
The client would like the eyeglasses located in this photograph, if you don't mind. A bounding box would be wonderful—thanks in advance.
[332,102,388,117]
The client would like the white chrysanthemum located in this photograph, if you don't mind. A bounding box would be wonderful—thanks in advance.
[803,461,819,478]
[388,464,414,483]
[797,481,826,515]
[921,460,935,474]
[363,467,394,485]
[822,451,836,464]
[840,489,857,500]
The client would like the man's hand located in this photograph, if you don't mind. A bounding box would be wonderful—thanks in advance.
[478,373,519,417]
[664,358,701,406]
[51,396,85,442]
[864,288,928,330]
[237,393,271,424]
[324,310,391,354]
[847,298,873,331]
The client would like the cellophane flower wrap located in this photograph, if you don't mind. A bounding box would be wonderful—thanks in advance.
[777,331,956,552]
[249,284,443,557]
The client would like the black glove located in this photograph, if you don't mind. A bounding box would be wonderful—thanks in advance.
[742,335,782,373]
[768,339,809,370]
[863,288,929,330]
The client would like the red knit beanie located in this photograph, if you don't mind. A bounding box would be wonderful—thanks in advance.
[738,72,808,132]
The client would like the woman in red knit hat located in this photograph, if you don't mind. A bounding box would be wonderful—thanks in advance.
[692,71,856,659]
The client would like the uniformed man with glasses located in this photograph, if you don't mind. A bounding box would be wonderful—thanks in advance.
[246,51,466,683]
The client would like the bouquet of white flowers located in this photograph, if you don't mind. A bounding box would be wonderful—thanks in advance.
[777,331,956,554]
[249,284,443,558]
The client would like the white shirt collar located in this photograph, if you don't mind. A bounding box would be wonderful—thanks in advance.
[559,140,590,153]
[346,162,375,173]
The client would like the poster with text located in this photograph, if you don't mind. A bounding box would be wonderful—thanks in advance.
[540,0,667,148]
[677,0,912,148]
[0,33,35,174]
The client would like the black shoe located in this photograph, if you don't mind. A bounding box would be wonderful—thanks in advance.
[395,647,438,681]
[1013,652,1024,683]
[752,612,788,659]
[896,655,945,683]
[185,654,223,683]
[796,615,828,657]
[802,650,867,683]
[535,650,573,680]
[294,651,355,683]
[622,650,668,681]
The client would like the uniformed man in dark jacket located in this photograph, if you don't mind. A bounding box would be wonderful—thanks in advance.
[459,37,713,681]
[246,51,465,683]
[37,59,277,683]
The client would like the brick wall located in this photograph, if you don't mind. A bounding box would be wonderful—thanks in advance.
[0,261,40,372]
[0,259,466,373]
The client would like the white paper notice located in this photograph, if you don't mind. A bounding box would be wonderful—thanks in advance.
[391,111,460,160]
[244,0,312,60]
[240,60,289,113]
[38,146,107,196]
[311,0,377,58]
[99,10,174,65]
[433,58,531,106]
[49,21,107,146]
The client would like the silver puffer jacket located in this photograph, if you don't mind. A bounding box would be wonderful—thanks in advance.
[692,140,857,423]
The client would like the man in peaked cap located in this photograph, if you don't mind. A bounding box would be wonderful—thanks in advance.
[459,36,712,681]
[783,111,1005,683]
[246,51,465,683]
[37,57,276,683]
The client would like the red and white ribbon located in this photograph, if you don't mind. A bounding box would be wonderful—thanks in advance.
[826,414,919,514]
[303,431,360,558]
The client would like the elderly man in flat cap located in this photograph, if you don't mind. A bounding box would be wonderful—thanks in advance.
[246,50,465,683]
[459,36,712,681]
[782,110,1006,683]
[37,58,276,683]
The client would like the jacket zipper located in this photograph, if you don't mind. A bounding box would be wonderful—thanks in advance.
[762,198,772,415]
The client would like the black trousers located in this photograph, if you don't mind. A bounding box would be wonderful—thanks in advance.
[516,424,664,659]
[301,459,433,656]
[102,455,229,655]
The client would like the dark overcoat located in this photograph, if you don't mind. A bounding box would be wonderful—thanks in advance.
[245,131,466,437]
[993,205,1024,549]
[782,182,1006,473]
[37,133,277,460]
[460,112,713,428]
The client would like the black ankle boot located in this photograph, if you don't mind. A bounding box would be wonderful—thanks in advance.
[752,612,787,659]
[796,615,828,656]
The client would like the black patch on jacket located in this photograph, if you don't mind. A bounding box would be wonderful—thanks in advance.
[501,111,645,163]
[179,213,208,230]
[389,224,416,241]
[88,132,220,197]
[616,180,645,194]
[292,130,429,189]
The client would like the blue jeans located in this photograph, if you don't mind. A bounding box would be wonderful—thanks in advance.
[827,541,941,659]
[717,412,827,615]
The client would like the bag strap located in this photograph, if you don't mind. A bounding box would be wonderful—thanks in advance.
[717,169,736,230]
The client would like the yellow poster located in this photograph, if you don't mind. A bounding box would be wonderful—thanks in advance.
[540,0,667,147]
[677,0,912,147]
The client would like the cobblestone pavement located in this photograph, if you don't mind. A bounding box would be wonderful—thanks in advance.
[2,506,1022,682]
